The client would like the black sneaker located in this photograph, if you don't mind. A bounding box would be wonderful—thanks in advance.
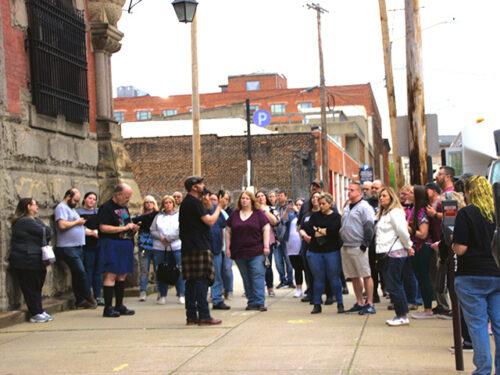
[287,282,296,289]
[358,304,376,315]
[324,296,335,305]
[103,306,120,318]
[449,343,473,353]
[342,286,349,295]
[345,303,364,314]
[213,301,231,310]
[301,295,312,303]
[114,305,135,316]
[276,282,289,289]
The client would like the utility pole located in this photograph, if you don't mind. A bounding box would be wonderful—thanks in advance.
[405,0,427,185]
[191,14,201,175]
[378,0,404,189]
[307,3,329,191]
[245,98,252,188]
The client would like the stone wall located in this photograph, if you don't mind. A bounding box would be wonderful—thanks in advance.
[0,0,140,313]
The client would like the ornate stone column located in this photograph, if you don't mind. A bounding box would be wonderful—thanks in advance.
[88,0,142,211]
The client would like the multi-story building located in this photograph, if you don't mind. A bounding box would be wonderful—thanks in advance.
[115,72,390,194]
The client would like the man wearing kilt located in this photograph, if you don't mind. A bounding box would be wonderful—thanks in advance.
[179,176,227,325]
[98,184,140,317]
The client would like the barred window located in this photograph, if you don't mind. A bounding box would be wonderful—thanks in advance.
[26,0,89,124]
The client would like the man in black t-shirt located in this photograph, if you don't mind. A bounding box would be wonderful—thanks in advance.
[179,176,227,326]
[98,183,140,318]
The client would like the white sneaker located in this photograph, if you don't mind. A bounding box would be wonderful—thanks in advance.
[386,316,410,326]
[293,289,303,298]
[157,296,166,305]
[178,296,185,304]
[29,313,49,323]
[411,311,434,319]
[139,291,147,301]
[41,311,54,321]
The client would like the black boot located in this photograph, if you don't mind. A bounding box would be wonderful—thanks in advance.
[311,304,322,314]
[337,303,345,314]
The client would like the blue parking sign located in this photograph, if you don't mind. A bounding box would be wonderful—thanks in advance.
[253,109,271,127]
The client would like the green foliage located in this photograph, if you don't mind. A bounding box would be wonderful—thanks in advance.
[389,161,396,190]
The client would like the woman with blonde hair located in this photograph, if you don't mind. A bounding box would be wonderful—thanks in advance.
[453,176,499,375]
[150,195,184,304]
[133,195,159,301]
[375,187,414,326]
[226,191,271,311]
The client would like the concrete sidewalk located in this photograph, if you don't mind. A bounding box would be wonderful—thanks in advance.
[0,273,488,375]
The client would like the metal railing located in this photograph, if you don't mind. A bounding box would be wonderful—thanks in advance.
[26,0,89,124]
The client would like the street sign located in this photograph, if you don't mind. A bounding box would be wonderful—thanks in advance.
[396,114,439,156]
[253,109,271,127]
[359,164,373,183]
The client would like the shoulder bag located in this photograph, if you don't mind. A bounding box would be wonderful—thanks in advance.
[157,247,180,285]
[41,227,56,265]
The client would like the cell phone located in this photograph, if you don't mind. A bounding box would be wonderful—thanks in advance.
[287,199,293,204]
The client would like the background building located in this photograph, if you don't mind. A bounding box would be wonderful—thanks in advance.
[115,72,391,196]
[0,0,140,312]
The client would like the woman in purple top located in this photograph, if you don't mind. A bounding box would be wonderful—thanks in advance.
[407,185,434,319]
[226,191,271,311]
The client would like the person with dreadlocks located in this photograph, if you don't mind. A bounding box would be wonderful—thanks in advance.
[452,175,500,375]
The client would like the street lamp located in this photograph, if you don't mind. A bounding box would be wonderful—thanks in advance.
[172,0,198,23]
[172,0,201,175]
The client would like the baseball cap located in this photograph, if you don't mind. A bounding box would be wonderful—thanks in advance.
[311,179,323,188]
[184,176,204,191]
[424,182,441,195]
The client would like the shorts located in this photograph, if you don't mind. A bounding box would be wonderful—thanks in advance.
[341,246,371,278]
[100,238,134,275]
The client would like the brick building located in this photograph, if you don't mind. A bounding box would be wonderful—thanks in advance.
[123,128,359,209]
[114,72,389,183]
[0,0,140,312]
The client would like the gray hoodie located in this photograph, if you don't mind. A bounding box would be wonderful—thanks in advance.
[340,199,375,248]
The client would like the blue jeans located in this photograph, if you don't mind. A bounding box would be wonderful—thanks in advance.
[138,248,154,292]
[455,276,500,375]
[403,264,418,305]
[235,255,266,307]
[274,243,294,284]
[211,252,224,304]
[384,256,410,317]
[222,252,233,293]
[165,250,185,297]
[306,251,343,305]
[55,246,90,304]
[185,276,210,320]
[83,244,103,299]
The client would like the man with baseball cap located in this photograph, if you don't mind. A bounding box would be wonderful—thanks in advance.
[179,176,227,325]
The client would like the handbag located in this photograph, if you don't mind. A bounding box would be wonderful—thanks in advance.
[156,248,180,285]
[41,227,56,265]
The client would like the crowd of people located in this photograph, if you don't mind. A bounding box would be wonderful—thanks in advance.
[8,166,499,375]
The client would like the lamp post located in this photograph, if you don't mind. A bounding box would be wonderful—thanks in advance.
[172,0,201,175]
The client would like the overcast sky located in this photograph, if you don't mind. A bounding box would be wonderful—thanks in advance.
[112,0,500,138]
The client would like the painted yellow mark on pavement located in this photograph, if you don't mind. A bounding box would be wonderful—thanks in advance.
[113,364,129,372]
[287,319,313,324]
